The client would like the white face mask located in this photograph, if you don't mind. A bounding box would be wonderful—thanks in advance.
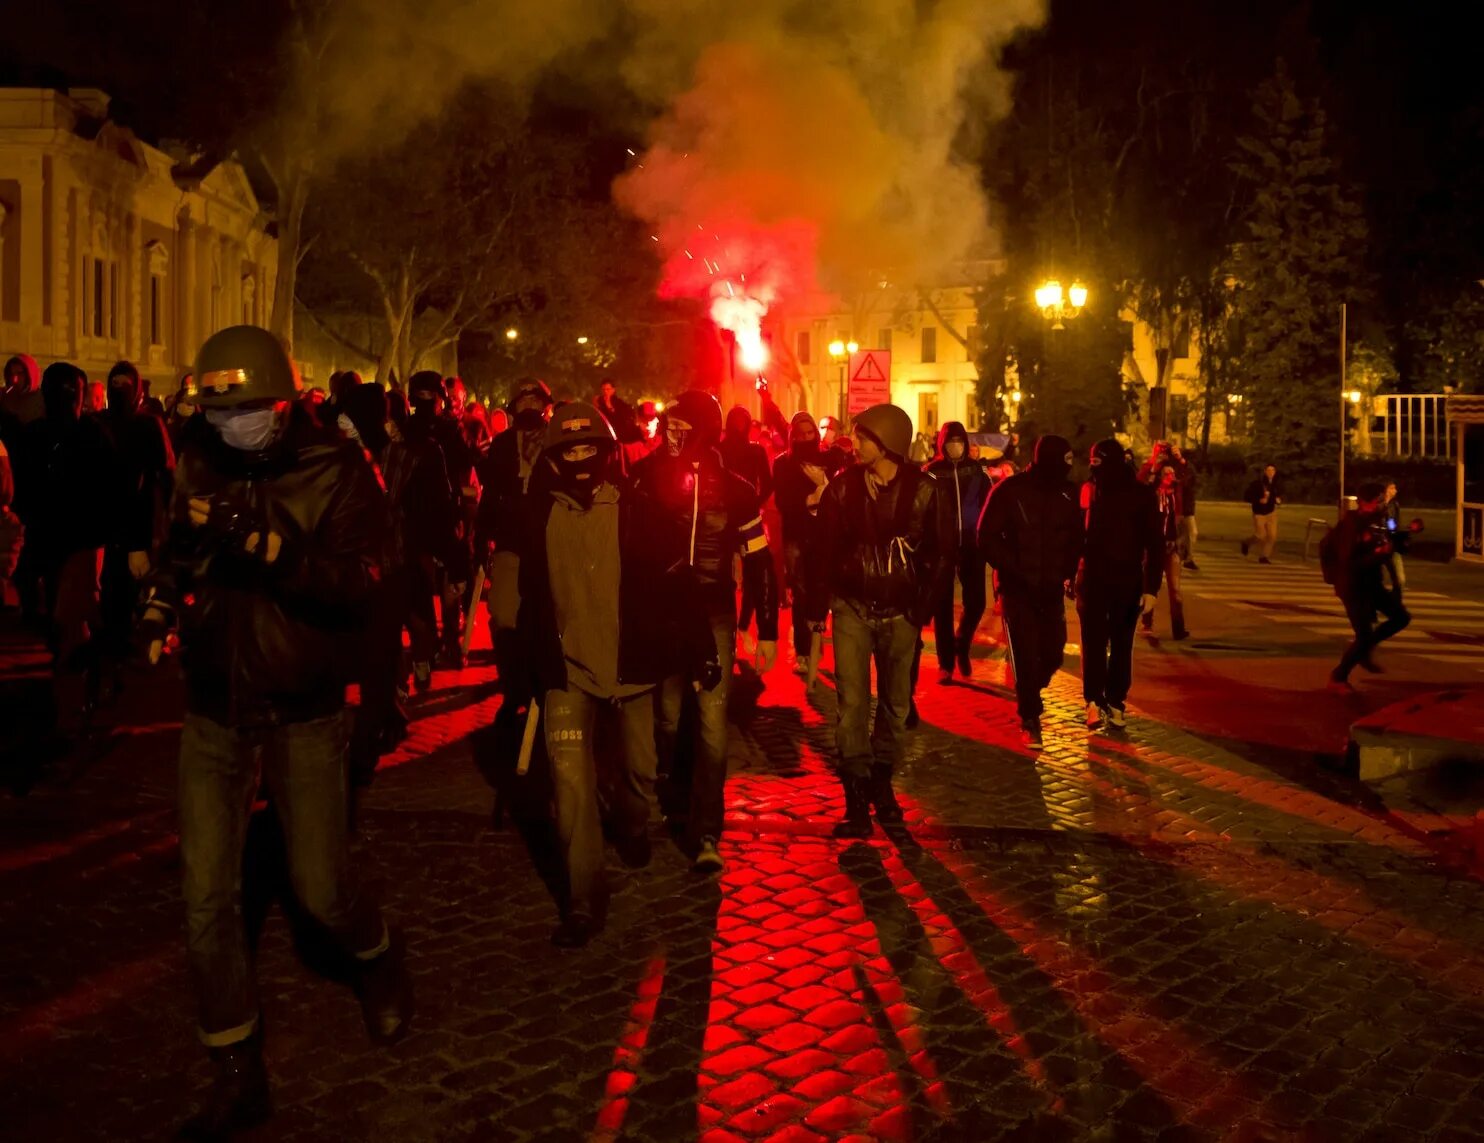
[946,440,965,460]
[337,412,362,444]
[206,406,281,451]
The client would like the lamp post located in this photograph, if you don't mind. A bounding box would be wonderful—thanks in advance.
[828,337,858,424]
[1033,279,1088,431]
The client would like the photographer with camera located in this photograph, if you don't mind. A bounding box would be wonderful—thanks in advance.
[138,327,412,1138]
[1324,481,1413,690]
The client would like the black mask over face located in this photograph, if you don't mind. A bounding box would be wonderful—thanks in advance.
[107,378,139,417]
[791,438,821,462]
[42,366,84,424]
[514,408,546,432]
[552,449,608,503]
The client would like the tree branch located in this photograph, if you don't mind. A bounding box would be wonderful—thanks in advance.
[917,290,970,350]
[296,299,378,362]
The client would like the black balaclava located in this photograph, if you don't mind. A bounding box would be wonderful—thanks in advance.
[106,361,141,418]
[41,362,86,424]
[1031,434,1074,482]
[551,442,611,505]
[789,412,821,462]
[1089,438,1130,486]
[342,383,391,455]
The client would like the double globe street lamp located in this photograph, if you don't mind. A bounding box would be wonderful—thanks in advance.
[828,337,859,424]
[1034,279,1088,330]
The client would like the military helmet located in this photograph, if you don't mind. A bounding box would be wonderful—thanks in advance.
[192,326,300,409]
[852,403,913,460]
[543,401,616,454]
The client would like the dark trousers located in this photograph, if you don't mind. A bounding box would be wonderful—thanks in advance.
[1335,585,1411,681]
[405,559,440,664]
[831,597,917,780]
[179,710,386,1046]
[1141,545,1186,635]
[783,539,813,656]
[544,687,658,916]
[351,579,408,787]
[934,545,987,671]
[1000,587,1066,721]
[656,614,735,845]
[98,544,137,665]
[1078,585,1141,708]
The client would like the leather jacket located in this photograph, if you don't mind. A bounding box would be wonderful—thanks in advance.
[816,463,953,625]
[152,405,385,726]
[631,448,779,641]
[474,426,548,557]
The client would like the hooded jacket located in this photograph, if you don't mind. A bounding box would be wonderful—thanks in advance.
[925,421,991,551]
[1,355,44,432]
[1078,446,1164,599]
[978,436,1083,595]
[18,365,117,557]
[100,365,175,554]
[150,403,385,726]
[474,422,550,557]
[772,412,829,543]
[816,460,953,624]
[719,406,774,502]
[631,446,779,641]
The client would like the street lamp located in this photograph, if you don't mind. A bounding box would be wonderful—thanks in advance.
[828,338,858,423]
[576,335,589,345]
[1035,279,1088,330]
[505,327,519,341]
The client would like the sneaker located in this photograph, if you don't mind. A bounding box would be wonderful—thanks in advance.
[356,930,414,1044]
[179,1031,272,1142]
[1020,719,1044,750]
[1257,557,1272,565]
[1086,702,1104,730]
[793,658,809,677]
[1240,540,1250,557]
[937,668,954,686]
[1172,628,1191,641]
[693,837,724,874]
[1107,704,1127,730]
[412,661,432,693]
[1182,560,1199,571]
[1327,672,1356,694]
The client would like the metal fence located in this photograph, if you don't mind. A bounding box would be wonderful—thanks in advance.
[1371,394,1454,460]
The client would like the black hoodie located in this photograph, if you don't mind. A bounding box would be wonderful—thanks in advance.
[925,421,990,550]
[978,435,1083,594]
[1078,441,1163,598]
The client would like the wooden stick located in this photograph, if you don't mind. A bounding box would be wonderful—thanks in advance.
[460,564,486,657]
[516,697,541,776]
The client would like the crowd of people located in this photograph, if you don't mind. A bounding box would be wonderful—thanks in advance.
[0,328,1420,1140]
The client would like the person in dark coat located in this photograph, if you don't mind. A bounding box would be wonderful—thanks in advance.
[925,421,991,682]
[136,327,411,1138]
[721,404,775,643]
[96,360,175,691]
[1077,439,1164,730]
[1327,482,1412,689]
[978,435,1084,749]
[816,403,953,835]
[771,411,832,675]
[403,372,464,684]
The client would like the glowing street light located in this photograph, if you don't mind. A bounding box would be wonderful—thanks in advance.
[1034,279,1088,330]
[846,340,859,354]
[828,339,846,358]
[577,335,589,345]
[505,327,519,341]
[1345,388,1362,404]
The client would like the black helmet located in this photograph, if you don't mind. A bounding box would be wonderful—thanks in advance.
[408,370,447,402]
[543,401,616,454]
[667,391,724,445]
[193,326,300,409]
[853,403,913,460]
[508,377,554,414]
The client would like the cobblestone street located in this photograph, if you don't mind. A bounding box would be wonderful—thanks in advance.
[4,589,1484,1142]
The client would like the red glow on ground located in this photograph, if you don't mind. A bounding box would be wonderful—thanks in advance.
[590,953,666,1143]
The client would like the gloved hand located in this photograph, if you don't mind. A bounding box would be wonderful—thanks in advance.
[136,600,174,666]
[1141,593,1158,615]
[696,655,723,693]
[192,494,267,551]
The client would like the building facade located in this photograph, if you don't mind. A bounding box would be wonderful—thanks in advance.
[0,87,277,392]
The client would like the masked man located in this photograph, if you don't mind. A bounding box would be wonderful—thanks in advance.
[138,327,411,1139]
[632,390,778,874]
[925,421,991,682]
[816,403,953,836]
[402,372,461,689]
[978,436,1084,749]
[1077,439,1164,730]
[518,403,666,947]
[771,412,832,676]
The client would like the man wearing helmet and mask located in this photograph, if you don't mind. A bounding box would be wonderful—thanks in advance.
[816,403,954,837]
[137,327,412,1138]
[1076,439,1164,731]
[517,403,667,948]
[978,435,1085,749]
[631,389,778,875]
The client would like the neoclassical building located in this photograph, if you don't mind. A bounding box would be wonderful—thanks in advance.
[0,87,277,389]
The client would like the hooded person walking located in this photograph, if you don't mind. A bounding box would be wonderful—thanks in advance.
[1076,439,1164,730]
[771,411,833,676]
[925,421,991,682]
[978,435,1084,749]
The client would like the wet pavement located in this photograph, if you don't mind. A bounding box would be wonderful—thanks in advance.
[3,591,1484,1142]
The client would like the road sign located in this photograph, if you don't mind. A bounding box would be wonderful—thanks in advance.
[847,350,891,417]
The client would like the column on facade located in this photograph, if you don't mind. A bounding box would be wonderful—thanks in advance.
[123,213,139,362]
[177,208,196,363]
[17,157,44,329]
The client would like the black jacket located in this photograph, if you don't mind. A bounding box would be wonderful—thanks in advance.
[1078,474,1164,599]
[1245,475,1281,516]
[773,447,829,544]
[153,405,385,726]
[374,428,455,569]
[99,409,175,554]
[517,484,693,696]
[816,463,953,625]
[474,426,547,557]
[924,456,991,553]
[631,448,780,641]
[978,469,1083,596]
[17,413,117,558]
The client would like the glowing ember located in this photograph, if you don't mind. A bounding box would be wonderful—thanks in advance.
[713,291,771,373]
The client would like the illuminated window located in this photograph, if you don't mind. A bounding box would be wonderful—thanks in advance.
[921,326,937,364]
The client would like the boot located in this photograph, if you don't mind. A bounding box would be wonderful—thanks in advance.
[832,775,873,839]
[869,765,904,825]
[178,1031,271,1141]
[355,929,414,1044]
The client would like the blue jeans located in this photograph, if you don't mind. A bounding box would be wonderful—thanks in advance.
[544,687,658,915]
[831,598,918,780]
[179,711,386,1046]
[656,614,735,845]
